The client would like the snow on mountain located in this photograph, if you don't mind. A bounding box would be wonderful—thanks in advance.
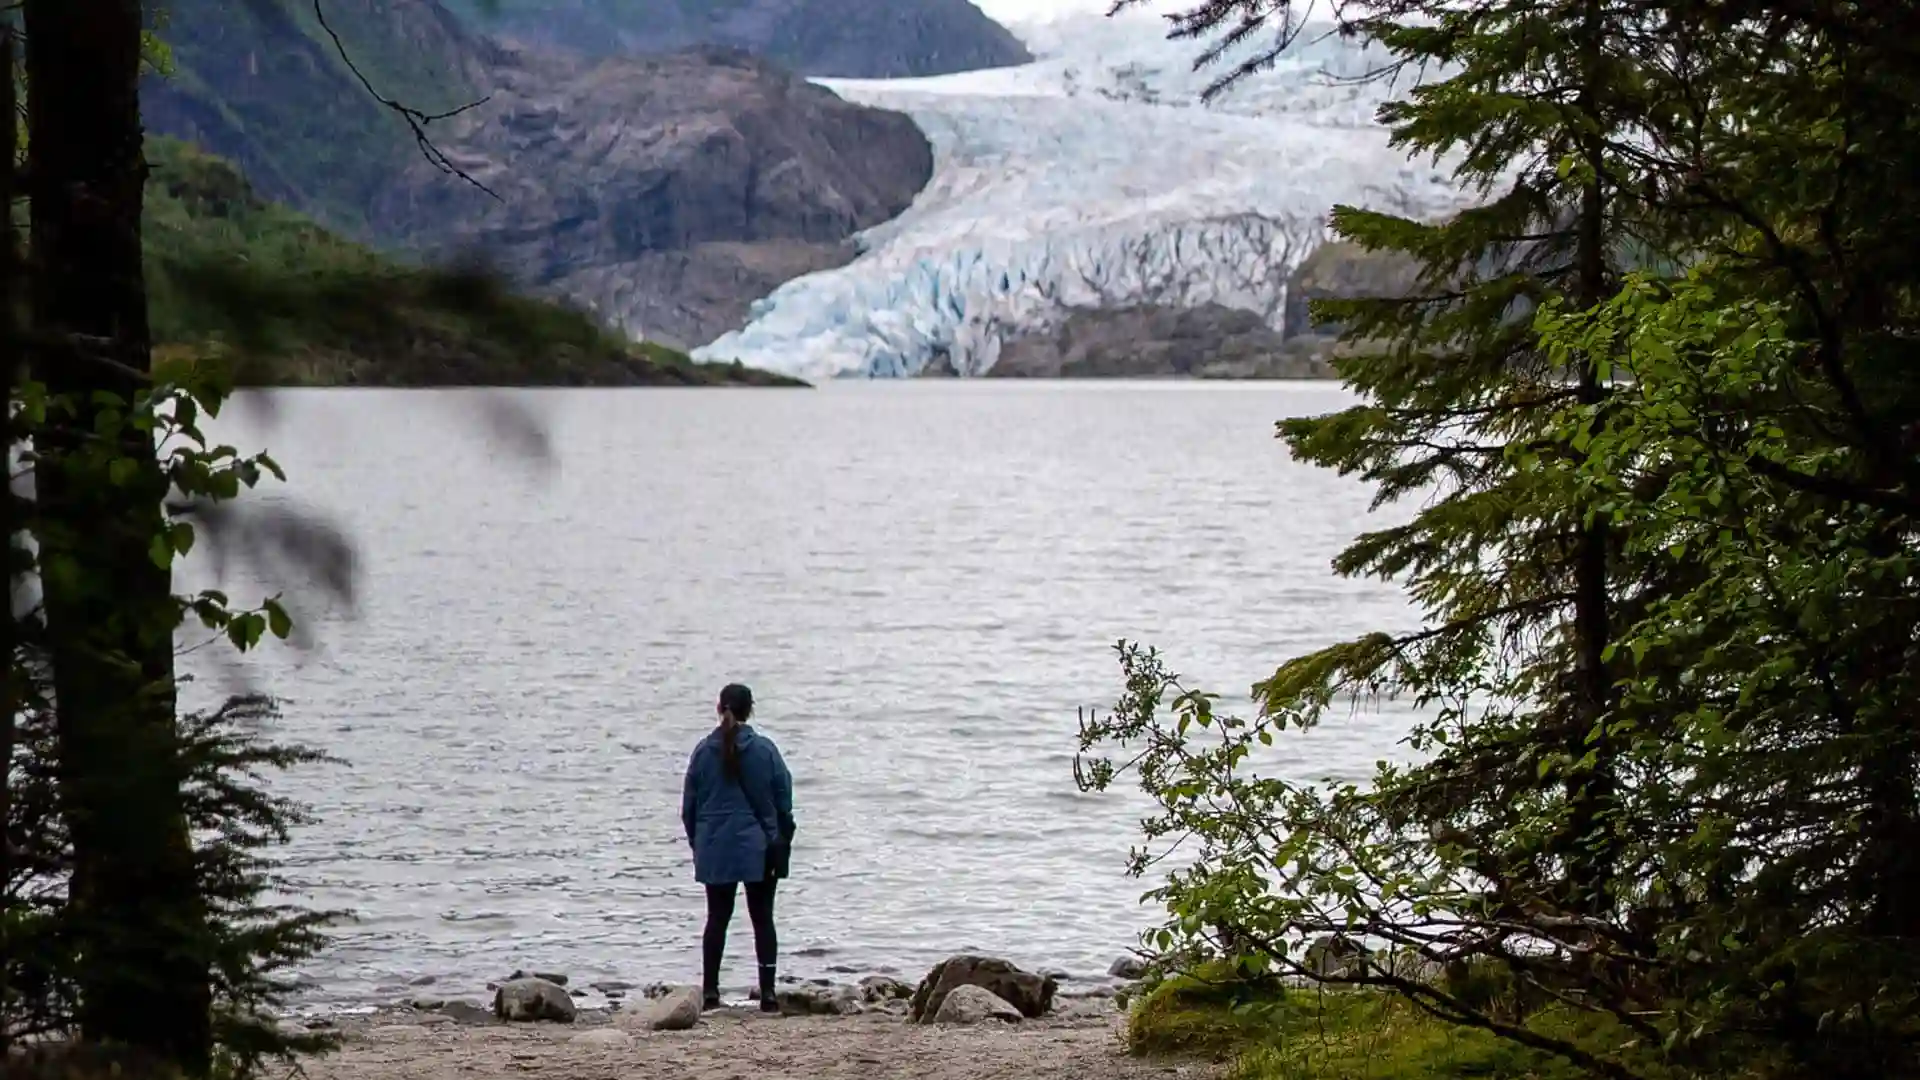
[690,12,1470,379]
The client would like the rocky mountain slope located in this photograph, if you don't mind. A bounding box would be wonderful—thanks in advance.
[978,243,1419,379]
[980,304,1325,379]
[365,44,934,349]
[143,0,939,350]
[444,0,1032,77]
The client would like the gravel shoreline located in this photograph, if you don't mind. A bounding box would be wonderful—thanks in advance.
[278,954,1170,1080]
[285,956,1145,1019]
[302,998,1190,1080]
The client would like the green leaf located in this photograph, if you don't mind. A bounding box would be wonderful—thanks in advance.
[226,611,267,651]
[265,600,294,640]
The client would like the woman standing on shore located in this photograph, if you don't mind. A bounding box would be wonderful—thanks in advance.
[681,683,795,1012]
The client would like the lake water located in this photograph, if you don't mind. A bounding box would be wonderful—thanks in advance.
[178,381,1422,1009]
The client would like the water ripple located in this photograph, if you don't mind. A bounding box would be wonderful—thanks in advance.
[183,381,1422,1004]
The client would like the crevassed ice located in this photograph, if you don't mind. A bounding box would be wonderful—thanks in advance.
[690,13,1473,380]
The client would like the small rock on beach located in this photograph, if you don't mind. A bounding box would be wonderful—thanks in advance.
[933,984,1023,1025]
[437,1000,495,1026]
[781,983,861,1016]
[620,985,701,1032]
[494,978,576,1023]
[858,974,914,1004]
[750,982,864,1015]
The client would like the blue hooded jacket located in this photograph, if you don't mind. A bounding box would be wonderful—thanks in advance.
[681,723,794,885]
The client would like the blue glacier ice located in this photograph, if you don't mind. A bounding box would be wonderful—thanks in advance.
[690,12,1475,379]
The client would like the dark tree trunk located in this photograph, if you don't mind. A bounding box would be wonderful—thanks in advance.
[23,0,212,1070]
[0,28,19,1055]
[1563,0,1619,916]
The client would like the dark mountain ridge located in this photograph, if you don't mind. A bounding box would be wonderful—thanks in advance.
[446,0,1032,77]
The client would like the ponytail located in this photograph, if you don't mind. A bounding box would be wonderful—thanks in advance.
[717,683,754,782]
[720,713,742,781]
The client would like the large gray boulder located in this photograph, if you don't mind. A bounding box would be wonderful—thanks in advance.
[493,977,577,1022]
[908,956,1057,1023]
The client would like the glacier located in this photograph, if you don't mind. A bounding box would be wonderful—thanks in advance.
[690,12,1474,379]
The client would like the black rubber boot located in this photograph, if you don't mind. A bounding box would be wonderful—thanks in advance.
[758,965,780,1014]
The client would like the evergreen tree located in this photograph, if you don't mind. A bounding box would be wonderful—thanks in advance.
[1272,0,1652,922]
[1525,0,1920,1066]
[1081,0,1920,1073]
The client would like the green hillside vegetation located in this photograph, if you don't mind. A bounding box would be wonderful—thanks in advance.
[143,138,804,386]
[142,0,482,234]
[1125,962,1659,1080]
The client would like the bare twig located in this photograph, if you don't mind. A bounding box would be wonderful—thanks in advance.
[308,0,501,201]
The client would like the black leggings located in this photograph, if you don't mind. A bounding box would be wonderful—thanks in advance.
[702,879,777,991]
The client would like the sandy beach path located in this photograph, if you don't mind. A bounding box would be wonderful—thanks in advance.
[307,1003,1203,1080]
